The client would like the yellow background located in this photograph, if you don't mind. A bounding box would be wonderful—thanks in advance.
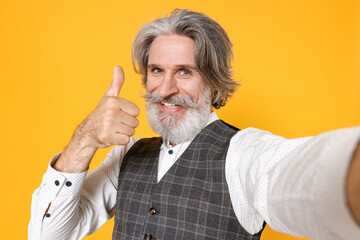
[1,0,359,239]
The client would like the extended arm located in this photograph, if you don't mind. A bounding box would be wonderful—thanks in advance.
[227,126,360,239]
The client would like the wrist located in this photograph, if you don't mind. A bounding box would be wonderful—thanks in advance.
[54,136,97,173]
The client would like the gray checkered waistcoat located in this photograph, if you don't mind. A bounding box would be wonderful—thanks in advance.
[112,120,264,240]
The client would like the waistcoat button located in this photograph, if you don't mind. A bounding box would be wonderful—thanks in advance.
[144,233,152,239]
[149,208,157,215]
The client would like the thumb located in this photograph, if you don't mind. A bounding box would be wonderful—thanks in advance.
[105,65,124,97]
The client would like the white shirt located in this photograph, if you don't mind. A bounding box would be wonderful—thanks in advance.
[29,112,360,240]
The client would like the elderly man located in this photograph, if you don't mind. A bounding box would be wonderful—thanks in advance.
[29,9,360,240]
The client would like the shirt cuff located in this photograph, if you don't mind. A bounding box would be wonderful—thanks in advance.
[41,153,88,202]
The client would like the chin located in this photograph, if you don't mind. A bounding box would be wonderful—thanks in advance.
[145,86,212,144]
[147,103,211,144]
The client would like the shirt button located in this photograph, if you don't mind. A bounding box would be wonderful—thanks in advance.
[65,181,72,187]
[144,233,152,239]
[45,213,51,218]
[168,149,173,154]
[55,180,60,186]
[149,208,158,215]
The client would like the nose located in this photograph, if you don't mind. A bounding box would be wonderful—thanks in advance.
[157,73,179,98]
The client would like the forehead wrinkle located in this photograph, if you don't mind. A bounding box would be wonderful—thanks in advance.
[147,63,198,70]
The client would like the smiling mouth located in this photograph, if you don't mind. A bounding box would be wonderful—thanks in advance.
[161,101,179,109]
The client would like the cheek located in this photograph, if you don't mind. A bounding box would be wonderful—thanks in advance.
[192,89,202,102]
[182,83,204,103]
[146,77,157,93]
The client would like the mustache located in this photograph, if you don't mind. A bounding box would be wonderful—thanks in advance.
[144,92,199,108]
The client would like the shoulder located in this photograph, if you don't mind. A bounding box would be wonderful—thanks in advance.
[230,127,287,147]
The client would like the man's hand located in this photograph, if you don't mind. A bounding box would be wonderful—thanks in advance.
[54,66,140,173]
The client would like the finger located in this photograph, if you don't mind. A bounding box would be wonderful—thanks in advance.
[118,111,139,128]
[118,98,140,117]
[112,133,130,146]
[104,65,124,97]
[114,122,136,136]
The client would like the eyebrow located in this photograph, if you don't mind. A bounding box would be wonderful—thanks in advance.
[147,64,198,70]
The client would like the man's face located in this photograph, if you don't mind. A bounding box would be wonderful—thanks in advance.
[145,34,212,144]
[146,34,206,116]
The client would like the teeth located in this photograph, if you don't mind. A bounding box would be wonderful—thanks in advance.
[162,102,178,108]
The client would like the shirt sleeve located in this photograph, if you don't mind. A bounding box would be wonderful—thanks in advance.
[28,138,140,240]
[226,126,360,239]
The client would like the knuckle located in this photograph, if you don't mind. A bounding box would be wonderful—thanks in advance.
[102,120,112,129]
[98,131,111,143]
[104,108,117,118]
[100,116,111,127]
[119,136,130,145]
[103,96,118,105]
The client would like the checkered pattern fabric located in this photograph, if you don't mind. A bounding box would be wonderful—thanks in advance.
[113,120,264,240]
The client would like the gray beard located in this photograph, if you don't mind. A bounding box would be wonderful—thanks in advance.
[145,87,212,145]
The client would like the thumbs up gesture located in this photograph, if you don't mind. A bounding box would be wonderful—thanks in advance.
[92,65,140,147]
[54,66,140,172]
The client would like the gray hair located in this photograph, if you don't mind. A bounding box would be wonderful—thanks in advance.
[132,9,238,108]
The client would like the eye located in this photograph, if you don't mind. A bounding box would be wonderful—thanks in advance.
[179,69,191,75]
[153,68,162,73]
